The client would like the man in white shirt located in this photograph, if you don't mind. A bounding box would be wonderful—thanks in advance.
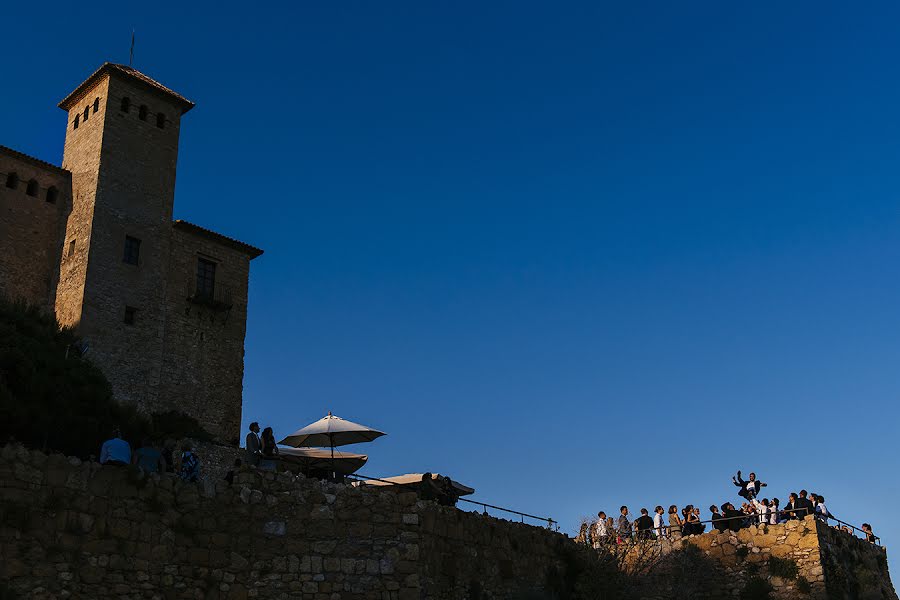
[593,511,607,548]
[653,506,666,537]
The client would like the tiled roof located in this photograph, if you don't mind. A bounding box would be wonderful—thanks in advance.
[0,144,70,176]
[173,220,264,259]
[59,63,195,114]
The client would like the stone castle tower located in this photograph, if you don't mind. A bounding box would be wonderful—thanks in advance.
[0,63,263,444]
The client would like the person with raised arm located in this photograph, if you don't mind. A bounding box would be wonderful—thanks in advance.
[732,470,767,500]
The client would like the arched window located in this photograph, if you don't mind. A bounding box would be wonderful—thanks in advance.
[93,97,100,113]
[83,106,89,122]
[26,179,38,197]
[139,105,148,121]
[74,114,80,129]
[156,112,166,129]
[121,97,130,112]
[5,172,18,189]
[46,186,58,204]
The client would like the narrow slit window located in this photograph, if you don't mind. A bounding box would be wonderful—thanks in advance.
[26,179,38,197]
[139,105,148,121]
[67,239,76,257]
[5,172,18,189]
[46,186,58,204]
[74,114,80,129]
[121,97,130,112]
[156,113,166,129]
[93,97,100,113]
[83,106,89,122]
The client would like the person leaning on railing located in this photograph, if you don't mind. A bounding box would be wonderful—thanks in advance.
[862,523,877,544]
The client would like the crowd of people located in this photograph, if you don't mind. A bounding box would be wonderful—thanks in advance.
[576,470,879,547]
[97,421,284,483]
[98,429,201,481]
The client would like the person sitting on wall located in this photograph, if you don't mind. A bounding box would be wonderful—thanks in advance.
[179,444,201,482]
[418,473,443,502]
[634,508,655,540]
[732,470,767,501]
[100,428,131,466]
[132,438,165,474]
[437,475,460,507]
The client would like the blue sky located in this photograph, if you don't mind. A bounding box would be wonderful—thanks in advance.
[4,0,900,564]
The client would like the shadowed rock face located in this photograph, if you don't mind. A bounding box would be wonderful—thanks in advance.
[608,517,897,600]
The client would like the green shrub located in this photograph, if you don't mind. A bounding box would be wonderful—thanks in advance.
[740,576,773,600]
[735,546,750,560]
[795,576,811,594]
[0,298,212,457]
[767,556,799,580]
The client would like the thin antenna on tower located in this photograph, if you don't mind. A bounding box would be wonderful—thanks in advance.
[129,29,135,66]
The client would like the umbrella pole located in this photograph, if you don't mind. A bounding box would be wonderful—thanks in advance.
[330,433,335,482]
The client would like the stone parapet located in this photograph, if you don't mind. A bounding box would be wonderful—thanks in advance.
[0,444,568,599]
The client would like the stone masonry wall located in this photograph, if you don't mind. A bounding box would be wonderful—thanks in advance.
[624,517,897,600]
[159,228,253,445]
[0,444,568,600]
[0,147,71,311]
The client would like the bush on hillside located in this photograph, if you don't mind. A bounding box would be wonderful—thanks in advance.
[0,298,211,458]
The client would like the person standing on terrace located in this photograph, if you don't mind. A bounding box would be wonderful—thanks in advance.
[245,422,262,467]
[653,506,666,538]
[617,506,632,543]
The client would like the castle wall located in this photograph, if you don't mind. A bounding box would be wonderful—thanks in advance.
[158,228,253,444]
[0,147,71,310]
[0,445,568,600]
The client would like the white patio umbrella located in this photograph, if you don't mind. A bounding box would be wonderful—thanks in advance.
[278,412,386,476]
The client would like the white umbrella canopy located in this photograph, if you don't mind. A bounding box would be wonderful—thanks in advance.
[278,412,386,448]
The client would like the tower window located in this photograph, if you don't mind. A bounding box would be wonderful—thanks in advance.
[26,179,38,197]
[124,306,137,325]
[196,258,217,299]
[94,97,100,113]
[83,106,89,122]
[46,186,58,204]
[5,172,18,189]
[74,114,79,129]
[121,97,130,113]
[123,235,141,265]
[139,105,148,121]
[67,239,76,257]
[156,113,166,129]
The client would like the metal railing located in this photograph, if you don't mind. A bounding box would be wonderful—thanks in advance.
[347,473,558,530]
[591,510,880,547]
[185,279,232,310]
